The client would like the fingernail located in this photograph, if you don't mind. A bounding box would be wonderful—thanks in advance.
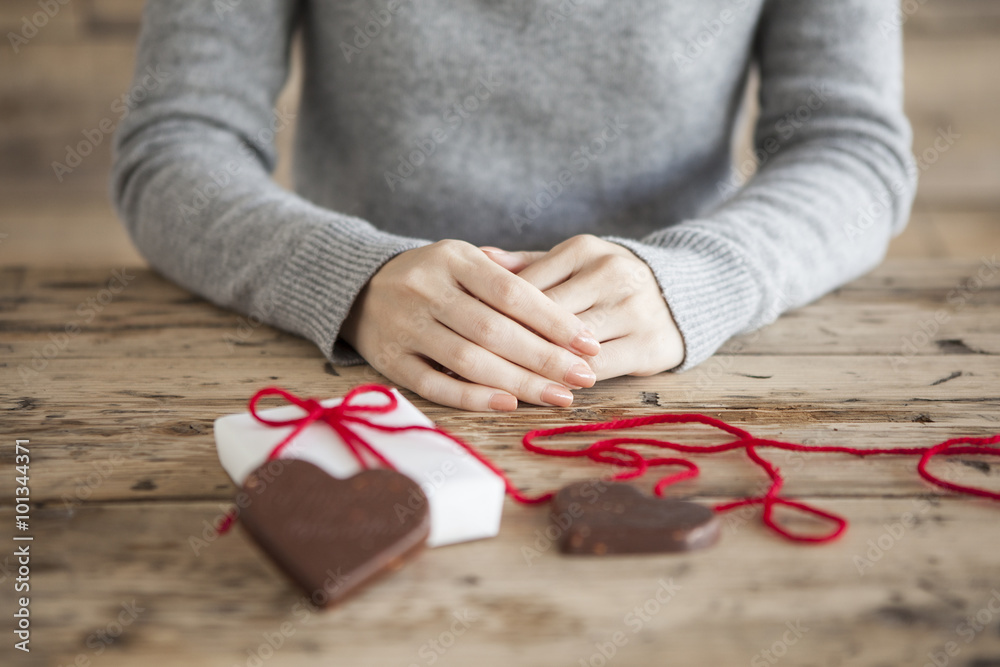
[572,330,600,355]
[564,363,596,388]
[489,393,518,411]
[480,247,509,256]
[541,384,574,407]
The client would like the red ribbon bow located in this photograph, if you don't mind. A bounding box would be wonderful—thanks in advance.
[249,384,403,469]
[215,384,522,534]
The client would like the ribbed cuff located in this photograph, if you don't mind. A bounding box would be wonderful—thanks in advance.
[603,227,764,371]
[269,215,431,366]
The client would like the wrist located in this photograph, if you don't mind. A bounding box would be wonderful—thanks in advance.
[340,283,369,351]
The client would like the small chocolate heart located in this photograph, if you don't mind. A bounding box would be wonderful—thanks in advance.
[551,481,720,555]
[238,460,429,606]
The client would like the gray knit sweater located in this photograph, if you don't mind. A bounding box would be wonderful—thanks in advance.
[111,0,915,372]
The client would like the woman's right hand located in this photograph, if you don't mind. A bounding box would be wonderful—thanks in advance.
[339,239,600,412]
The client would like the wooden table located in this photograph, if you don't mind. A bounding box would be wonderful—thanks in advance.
[3,258,1000,666]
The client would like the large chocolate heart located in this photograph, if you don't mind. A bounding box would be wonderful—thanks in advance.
[238,460,429,606]
[551,481,720,555]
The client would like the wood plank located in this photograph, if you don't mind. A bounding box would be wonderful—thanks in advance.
[2,8,1000,664]
[2,295,998,358]
[0,41,137,190]
[0,0,82,40]
[4,260,998,359]
[11,497,1000,666]
[890,209,1000,261]
[0,210,146,269]
[846,257,1000,290]
[0,23,300,192]
[2,355,998,504]
[0,292,1000,366]
[0,0,283,193]
[81,0,144,36]
[734,33,1000,212]
[904,37,1000,210]
[887,210,945,259]
[905,0,1000,34]
[917,209,1000,260]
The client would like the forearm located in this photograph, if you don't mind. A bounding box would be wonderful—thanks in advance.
[113,123,429,363]
[110,0,430,364]
[608,0,916,370]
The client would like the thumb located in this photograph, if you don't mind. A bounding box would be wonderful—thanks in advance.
[479,246,545,273]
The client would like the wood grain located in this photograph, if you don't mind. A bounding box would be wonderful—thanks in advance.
[1,260,1000,665]
[7,497,1000,667]
[3,0,1000,661]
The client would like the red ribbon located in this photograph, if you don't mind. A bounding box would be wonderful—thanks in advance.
[520,413,1000,543]
[249,385,401,469]
[216,385,1000,544]
[215,384,533,533]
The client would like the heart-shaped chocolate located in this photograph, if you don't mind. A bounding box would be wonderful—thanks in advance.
[238,460,429,606]
[551,481,720,555]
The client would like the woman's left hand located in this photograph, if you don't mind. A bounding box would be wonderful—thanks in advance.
[480,234,685,380]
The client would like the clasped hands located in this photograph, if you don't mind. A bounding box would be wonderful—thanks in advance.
[340,234,684,412]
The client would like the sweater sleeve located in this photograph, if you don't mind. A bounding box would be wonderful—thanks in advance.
[109,0,431,366]
[603,0,917,371]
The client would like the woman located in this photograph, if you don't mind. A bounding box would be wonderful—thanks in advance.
[111,0,915,411]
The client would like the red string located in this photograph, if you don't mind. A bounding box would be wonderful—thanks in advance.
[215,384,541,534]
[248,386,399,469]
[215,385,1000,544]
[518,413,1000,543]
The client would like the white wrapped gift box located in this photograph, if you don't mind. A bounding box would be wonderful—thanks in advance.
[213,388,505,547]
